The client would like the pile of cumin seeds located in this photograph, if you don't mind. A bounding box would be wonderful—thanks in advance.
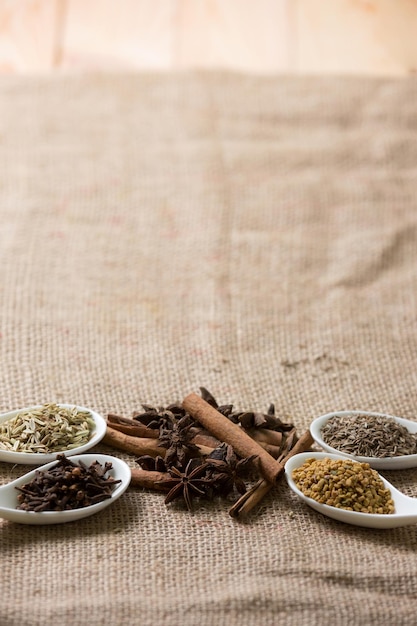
[321,413,417,458]
[0,404,95,454]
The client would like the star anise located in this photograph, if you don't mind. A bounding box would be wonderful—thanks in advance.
[157,459,214,511]
[199,387,235,420]
[157,415,200,468]
[136,455,167,472]
[133,403,188,430]
[206,444,258,496]
[199,387,293,431]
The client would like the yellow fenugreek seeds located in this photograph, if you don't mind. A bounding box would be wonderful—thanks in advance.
[292,457,395,514]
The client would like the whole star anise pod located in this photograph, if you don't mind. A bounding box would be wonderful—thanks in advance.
[136,455,167,472]
[206,444,257,496]
[133,403,188,430]
[158,415,200,468]
[236,404,294,432]
[199,387,293,430]
[199,387,236,420]
[157,459,214,511]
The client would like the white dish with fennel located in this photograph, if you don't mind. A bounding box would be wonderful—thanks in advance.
[0,403,107,464]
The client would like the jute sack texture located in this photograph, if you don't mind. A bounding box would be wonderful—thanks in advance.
[0,73,416,625]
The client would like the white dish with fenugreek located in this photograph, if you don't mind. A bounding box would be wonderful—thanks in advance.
[0,403,107,464]
[285,452,417,529]
[309,410,417,470]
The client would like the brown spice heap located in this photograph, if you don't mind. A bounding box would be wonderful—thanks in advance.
[321,413,417,458]
[138,443,258,511]
[16,454,121,512]
[106,388,312,516]
[141,389,295,507]
[292,457,395,514]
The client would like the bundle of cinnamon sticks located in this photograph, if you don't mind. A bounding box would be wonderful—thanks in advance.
[103,392,314,519]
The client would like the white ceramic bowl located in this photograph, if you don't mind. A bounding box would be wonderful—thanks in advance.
[0,404,107,464]
[310,410,417,470]
[0,453,131,524]
[285,451,417,529]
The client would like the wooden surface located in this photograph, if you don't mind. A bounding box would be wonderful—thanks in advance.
[0,0,416,75]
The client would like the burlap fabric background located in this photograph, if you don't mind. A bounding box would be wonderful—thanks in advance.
[0,72,416,625]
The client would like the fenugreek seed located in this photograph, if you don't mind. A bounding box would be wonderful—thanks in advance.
[316,478,325,492]
[292,457,394,515]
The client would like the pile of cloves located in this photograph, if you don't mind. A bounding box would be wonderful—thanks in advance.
[15,454,121,512]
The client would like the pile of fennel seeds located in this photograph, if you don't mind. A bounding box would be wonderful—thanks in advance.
[0,404,95,454]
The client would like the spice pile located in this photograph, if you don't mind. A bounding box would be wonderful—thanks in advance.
[103,387,314,518]
[321,413,417,458]
[292,457,395,514]
[0,404,95,454]
[16,454,121,512]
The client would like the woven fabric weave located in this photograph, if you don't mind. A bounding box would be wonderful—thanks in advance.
[0,72,417,626]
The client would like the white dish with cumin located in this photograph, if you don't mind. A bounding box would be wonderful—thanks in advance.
[0,403,107,464]
[310,410,417,470]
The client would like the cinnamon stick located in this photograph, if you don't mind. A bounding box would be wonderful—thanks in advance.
[258,442,282,459]
[130,468,171,491]
[103,426,167,457]
[108,418,281,459]
[228,478,272,518]
[247,429,283,448]
[103,424,214,458]
[191,431,222,448]
[228,429,315,518]
[107,414,158,438]
[279,428,314,464]
[183,393,282,484]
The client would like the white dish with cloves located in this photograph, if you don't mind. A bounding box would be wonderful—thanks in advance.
[0,453,131,524]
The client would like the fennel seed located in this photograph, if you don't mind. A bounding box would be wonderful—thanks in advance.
[0,404,95,454]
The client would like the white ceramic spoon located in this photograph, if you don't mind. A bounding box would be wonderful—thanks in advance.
[310,410,417,470]
[285,452,417,529]
[0,404,107,464]
[0,453,131,524]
